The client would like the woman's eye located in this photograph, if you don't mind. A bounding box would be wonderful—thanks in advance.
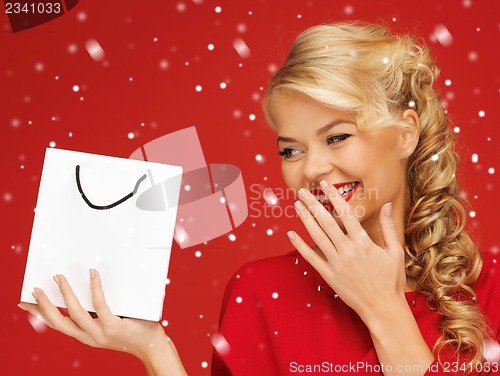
[278,135,350,159]
[278,148,301,159]
[326,134,351,144]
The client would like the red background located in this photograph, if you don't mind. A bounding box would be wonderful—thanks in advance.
[1,0,499,375]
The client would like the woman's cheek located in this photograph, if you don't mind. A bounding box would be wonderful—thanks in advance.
[281,165,297,188]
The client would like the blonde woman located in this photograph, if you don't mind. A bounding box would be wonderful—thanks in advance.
[19,22,499,376]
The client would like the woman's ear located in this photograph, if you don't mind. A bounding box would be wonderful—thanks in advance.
[399,109,420,159]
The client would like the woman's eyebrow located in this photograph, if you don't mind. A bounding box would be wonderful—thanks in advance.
[316,119,356,135]
[277,119,355,144]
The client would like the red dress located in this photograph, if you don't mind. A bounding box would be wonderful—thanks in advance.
[211,251,500,375]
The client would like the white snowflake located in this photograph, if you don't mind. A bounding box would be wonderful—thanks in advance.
[233,38,251,59]
[433,24,453,47]
[85,39,105,62]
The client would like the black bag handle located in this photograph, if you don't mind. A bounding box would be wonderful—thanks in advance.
[75,165,147,210]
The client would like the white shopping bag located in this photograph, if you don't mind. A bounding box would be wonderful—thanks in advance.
[20,148,183,321]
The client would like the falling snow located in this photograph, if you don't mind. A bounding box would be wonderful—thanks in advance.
[484,340,500,362]
[237,23,247,33]
[85,39,105,62]
[344,5,354,15]
[211,333,231,355]
[159,60,169,70]
[27,314,48,333]
[263,189,279,206]
[433,24,453,47]
[233,38,251,59]
[268,63,278,73]
[177,2,186,12]
[11,118,20,128]
[468,51,478,61]
[77,11,87,22]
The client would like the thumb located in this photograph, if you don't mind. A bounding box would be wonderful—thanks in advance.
[379,202,402,254]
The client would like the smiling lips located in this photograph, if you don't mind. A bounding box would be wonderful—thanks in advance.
[310,181,360,208]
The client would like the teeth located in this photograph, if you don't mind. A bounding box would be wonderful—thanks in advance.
[313,182,358,202]
[338,182,357,197]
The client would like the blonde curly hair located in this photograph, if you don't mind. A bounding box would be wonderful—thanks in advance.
[263,21,489,368]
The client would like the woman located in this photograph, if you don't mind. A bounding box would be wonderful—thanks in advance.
[18,22,499,375]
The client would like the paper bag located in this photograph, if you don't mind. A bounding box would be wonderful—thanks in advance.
[20,148,182,321]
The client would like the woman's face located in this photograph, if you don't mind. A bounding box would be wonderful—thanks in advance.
[274,94,412,240]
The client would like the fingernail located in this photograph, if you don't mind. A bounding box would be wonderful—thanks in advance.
[18,303,26,310]
[294,200,304,212]
[384,202,392,217]
[298,188,309,199]
[287,231,296,240]
[319,180,330,191]
[90,269,96,279]
[53,275,61,286]
[31,288,39,300]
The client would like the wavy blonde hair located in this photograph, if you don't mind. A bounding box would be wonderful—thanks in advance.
[263,21,489,368]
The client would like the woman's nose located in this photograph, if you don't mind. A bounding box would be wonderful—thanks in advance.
[302,147,334,184]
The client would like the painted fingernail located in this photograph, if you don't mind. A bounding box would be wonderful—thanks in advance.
[287,231,296,240]
[319,180,330,190]
[53,275,61,286]
[294,200,305,212]
[31,288,39,300]
[384,202,393,217]
[298,188,309,199]
[90,269,96,279]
